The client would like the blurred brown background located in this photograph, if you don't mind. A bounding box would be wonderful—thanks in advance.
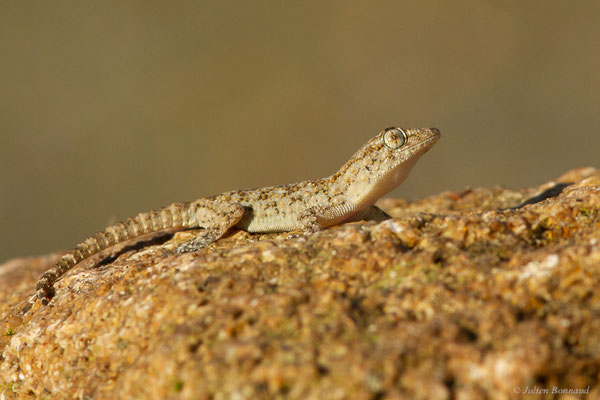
[1,1,599,262]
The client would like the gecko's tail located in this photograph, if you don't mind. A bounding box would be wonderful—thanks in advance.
[31,202,199,308]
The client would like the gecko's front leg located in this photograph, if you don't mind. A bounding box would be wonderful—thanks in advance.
[297,202,358,232]
[298,204,391,233]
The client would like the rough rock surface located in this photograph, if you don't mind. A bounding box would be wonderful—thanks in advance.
[1,167,600,400]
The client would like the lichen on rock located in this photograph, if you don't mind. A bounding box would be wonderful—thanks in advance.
[1,167,600,399]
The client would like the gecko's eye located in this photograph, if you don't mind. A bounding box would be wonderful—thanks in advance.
[383,128,407,150]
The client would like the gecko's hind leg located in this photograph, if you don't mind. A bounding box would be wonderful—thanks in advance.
[175,199,245,254]
[175,228,224,253]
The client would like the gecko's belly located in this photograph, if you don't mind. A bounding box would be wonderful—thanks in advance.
[235,211,302,233]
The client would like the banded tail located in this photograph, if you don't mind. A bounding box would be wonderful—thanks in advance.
[34,202,199,305]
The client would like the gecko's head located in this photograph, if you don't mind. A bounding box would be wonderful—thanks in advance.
[379,126,440,150]
[333,127,440,203]
[376,127,441,163]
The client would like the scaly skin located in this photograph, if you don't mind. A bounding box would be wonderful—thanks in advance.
[30,127,440,310]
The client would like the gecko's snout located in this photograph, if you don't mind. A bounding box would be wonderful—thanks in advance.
[430,128,440,135]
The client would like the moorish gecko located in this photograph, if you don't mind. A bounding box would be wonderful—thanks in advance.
[27,127,440,311]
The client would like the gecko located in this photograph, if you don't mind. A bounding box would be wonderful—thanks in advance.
[28,127,440,311]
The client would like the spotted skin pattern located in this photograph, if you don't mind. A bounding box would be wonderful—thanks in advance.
[30,127,440,309]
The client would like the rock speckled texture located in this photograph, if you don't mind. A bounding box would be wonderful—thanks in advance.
[1,167,600,399]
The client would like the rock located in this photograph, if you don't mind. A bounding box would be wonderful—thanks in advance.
[1,167,599,399]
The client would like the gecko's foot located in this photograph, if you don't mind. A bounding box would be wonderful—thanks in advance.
[175,242,206,254]
[285,231,312,240]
